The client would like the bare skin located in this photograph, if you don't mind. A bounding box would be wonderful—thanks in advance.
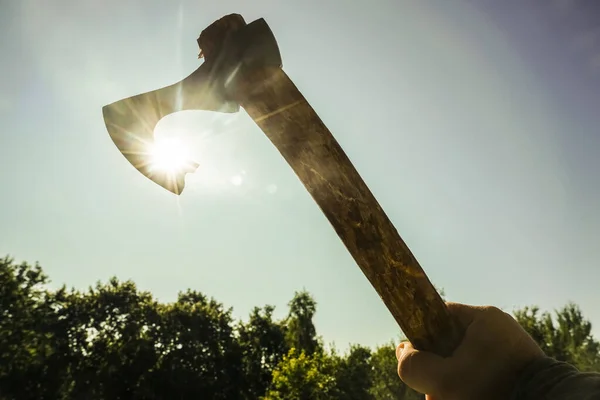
[396,302,545,400]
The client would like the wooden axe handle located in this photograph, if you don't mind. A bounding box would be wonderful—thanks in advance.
[233,67,464,357]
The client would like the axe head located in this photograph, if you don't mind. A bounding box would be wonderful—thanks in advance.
[102,14,282,194]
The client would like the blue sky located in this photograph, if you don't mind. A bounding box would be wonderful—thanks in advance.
[1,0,600,349]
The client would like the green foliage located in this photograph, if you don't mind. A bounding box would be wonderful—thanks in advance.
[263,348,337,400]
[332,345,375,400]
[515,303,600,372]
[285,290,321,356]
[0,257,430,399]
[238,305,289,398]
[0,256,65,399]
[3,256,600,399]
[0,258,244,399]
[369,342,423,400]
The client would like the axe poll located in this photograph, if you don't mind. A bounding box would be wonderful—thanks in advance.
[102,14,463,357]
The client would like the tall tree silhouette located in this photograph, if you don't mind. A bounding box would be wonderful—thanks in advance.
[285,290,320,356]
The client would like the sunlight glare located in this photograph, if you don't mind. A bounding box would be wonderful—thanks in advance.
[148,137,190,173]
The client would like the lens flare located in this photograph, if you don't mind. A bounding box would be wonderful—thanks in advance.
[148,137,190,173]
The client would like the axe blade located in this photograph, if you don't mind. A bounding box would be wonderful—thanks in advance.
[101,56,241,194]
[102,14,281,195]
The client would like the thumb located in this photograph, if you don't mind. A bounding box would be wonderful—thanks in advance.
[396,342,451,396]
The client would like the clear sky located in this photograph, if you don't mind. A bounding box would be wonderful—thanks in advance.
[1,0,600,349]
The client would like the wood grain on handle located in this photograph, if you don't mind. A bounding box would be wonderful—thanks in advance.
[233,67,463,357]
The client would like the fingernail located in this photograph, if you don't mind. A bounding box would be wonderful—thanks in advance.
[396,342,406,360]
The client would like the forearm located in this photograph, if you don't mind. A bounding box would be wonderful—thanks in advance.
[512,357,600,400]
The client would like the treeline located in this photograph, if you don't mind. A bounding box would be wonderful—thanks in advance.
[1,256,599,399]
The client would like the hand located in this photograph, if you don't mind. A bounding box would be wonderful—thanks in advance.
[396,302,545,400]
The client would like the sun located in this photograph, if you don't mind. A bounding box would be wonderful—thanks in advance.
[148,137,190,173]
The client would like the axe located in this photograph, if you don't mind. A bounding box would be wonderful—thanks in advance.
[102,14,463,357]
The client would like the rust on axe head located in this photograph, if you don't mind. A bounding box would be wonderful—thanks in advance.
[102,14,464,357]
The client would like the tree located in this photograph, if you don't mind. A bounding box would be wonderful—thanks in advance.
[238,305,289,399]
[143,289,244,400]
[263,348,336,400]
[0,256,66,399]
[0,257,247,399]
[53,279,164,399]
[369,342,423,400]
[285,290,320,356]
[515,303,600,372]
[331,344,374,400]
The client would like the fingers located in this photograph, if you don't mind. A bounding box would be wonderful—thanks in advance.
[395,303,527,399]
[396,341,450,396]
[445,302,486,327]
